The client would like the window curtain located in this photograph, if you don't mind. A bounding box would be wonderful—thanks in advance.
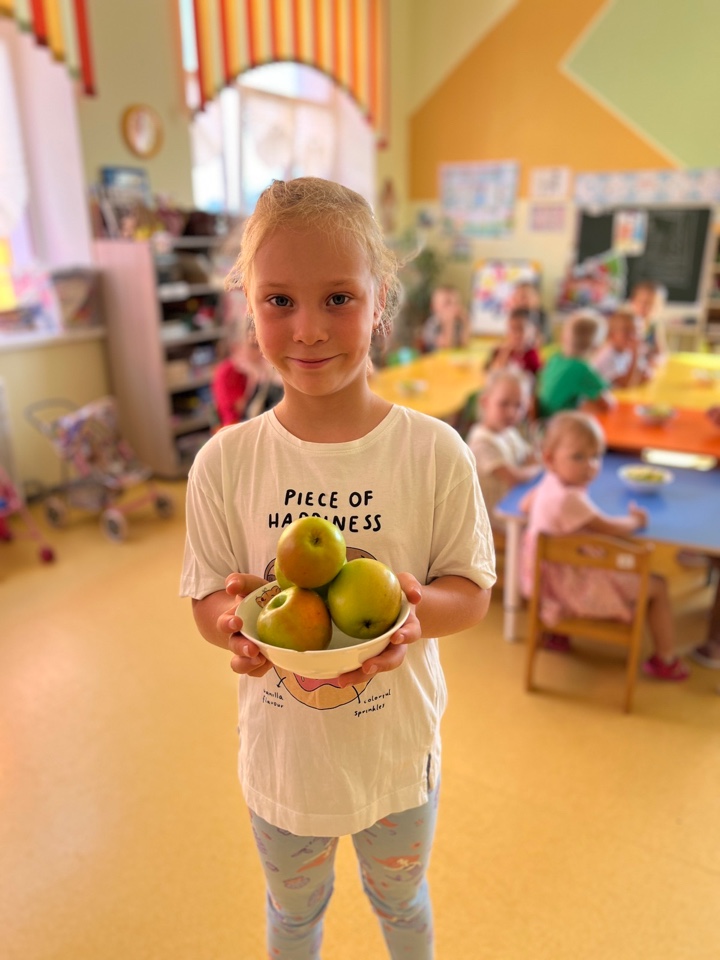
[0,0,95,95]
[180,0,389,146]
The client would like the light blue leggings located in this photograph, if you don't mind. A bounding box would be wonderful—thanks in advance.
[249,786,439,960]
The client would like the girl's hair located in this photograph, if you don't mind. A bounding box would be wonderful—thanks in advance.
[541,410,606,458]
[483,366,531,400]
[225,177,402,335]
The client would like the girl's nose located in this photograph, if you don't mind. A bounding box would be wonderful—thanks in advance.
[292,307,328,344]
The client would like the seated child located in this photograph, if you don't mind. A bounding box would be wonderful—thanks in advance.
[592,309,650,388]
[212,321,283,426]
[519,411,689,679]
[536,313,615,418]
[508,281,548,343]
[485,307,542,377]
[628,279,666,362]
[466,368,541,534]
[419,285,470,351]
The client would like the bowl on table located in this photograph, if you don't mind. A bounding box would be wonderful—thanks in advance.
[634,403,675,426]
[236,584,411,680]
[618,464,674,494]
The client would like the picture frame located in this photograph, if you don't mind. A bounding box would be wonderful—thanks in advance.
[121,103,163,159]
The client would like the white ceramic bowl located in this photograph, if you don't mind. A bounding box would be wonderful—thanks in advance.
[618,463,673,494]
[236,584,411,680]
[634,404,675,426]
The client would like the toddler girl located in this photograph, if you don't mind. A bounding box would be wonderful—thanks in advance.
[519,411,688,680]
[484,308,542,377]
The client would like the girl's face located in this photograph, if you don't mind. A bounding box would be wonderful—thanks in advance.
[507,317,527,350]
[245,224,380,401]
[545,432,602,487]
[482,380,526,431]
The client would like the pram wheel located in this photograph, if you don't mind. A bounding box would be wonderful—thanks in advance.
[45,496,67,527]
[154,493,174,519]
[101,508,128,543]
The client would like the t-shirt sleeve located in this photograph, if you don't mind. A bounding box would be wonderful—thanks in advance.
[467,428,505,476]
[557,487,600,533]
[579,361,609,399]
[524,348,542,374]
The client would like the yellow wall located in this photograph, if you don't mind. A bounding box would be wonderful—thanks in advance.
[77,0,193,206]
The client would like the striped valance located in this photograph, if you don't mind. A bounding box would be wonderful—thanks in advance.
[0,0,95,94]
[180,0,389,145]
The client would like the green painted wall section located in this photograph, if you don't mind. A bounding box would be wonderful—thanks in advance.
[565,0,720,167]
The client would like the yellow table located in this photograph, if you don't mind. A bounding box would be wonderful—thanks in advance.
[370,347,490,420]
[614,352,720,411]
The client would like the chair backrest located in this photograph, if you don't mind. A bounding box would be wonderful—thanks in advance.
[527,532,653,712]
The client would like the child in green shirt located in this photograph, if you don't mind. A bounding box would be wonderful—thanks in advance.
[536,313,615,418]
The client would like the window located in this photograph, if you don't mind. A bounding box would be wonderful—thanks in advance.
[190,62,375,215]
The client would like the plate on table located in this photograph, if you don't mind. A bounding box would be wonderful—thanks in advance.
[618,464,674,494]
[236,584,411,680]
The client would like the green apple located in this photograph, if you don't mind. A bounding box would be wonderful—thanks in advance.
[273,556,294,590]
[276,516,347,589]
[326,558,402,640]
[256,586,333,651]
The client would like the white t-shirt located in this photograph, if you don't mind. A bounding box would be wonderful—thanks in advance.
[466,424,532,527]
[181,406,496,836]
[592,343,646,384]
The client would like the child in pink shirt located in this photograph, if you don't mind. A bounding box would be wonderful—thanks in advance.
[519,411,688,680]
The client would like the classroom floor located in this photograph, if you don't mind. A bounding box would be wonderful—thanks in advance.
[2,484,719,960]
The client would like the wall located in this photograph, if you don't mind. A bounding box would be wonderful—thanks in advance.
[77,0,193,206]
[405,0,720,314]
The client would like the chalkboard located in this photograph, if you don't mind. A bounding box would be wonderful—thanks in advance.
[575,206,712,304]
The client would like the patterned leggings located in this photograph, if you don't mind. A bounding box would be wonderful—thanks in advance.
[249,786,439,960]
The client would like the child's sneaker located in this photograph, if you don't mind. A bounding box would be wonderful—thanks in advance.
[642,655,689,682]
[541,632,572,653]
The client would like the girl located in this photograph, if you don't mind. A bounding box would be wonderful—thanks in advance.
[467,367,541,534]
[484,308,542,378]
[181,178,496,959]
[519,410,688,680]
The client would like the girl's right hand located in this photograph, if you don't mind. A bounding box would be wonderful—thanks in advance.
[629,502,648,530]
[222,572,274,677]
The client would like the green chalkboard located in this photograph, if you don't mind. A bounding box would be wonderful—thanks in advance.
[576,207,712,304]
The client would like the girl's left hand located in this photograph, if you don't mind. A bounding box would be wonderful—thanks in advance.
[337,573,423,688]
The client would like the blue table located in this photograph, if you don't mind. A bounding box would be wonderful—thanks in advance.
[496,452,720,641]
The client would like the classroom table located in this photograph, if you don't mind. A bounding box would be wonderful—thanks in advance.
[370,347,489,420]
[593,403,720,459]
[496,452,720,642]
[615,352,720,411]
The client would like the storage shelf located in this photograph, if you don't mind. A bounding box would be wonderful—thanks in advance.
[172,413,214,436]
[161,327,226,347]
[157,282,222,302]
[167,374,214,394]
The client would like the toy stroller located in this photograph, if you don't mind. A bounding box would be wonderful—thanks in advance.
[26,396,174,542]
[0,464,55,562]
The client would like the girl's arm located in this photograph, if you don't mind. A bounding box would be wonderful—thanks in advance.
[192,573,274,676]
[491,461,542,486]
[581,502,648,537]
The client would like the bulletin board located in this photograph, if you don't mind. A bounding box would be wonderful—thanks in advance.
[470,259,541,335]
[575,206,713,304]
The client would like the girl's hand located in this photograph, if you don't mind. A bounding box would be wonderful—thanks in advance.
[222,572,274,677]
[337,573,423,688]
[629,502,648,530]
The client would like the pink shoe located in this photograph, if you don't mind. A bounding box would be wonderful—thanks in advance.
[541,632,572,653]
[642,655,689,682]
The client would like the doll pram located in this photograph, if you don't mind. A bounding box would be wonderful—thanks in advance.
[0,465,55,562]
[25,396,174,542]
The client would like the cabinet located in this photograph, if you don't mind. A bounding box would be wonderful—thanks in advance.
[93,236,229,478]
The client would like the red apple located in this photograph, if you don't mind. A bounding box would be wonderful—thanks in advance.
[276,516,346,589]
[256,586,333,651]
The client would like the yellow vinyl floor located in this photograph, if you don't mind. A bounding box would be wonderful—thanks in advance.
[1,484,719,960]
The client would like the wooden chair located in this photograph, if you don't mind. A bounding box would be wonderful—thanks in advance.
[526,532,653,713]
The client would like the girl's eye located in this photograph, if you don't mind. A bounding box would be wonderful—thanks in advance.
[269,295,292,308]
[329,294,350,306]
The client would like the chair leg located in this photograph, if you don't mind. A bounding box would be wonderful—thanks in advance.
[525,622,540,692]
[623,636,643,714]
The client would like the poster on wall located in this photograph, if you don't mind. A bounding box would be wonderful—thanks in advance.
[440,161,519,238]
[528,202,568,233]
[574,168,720,208]
[612,210,647,255]
[470,258,541,335]
[529,166,571,201]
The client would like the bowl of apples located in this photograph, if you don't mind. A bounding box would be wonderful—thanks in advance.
[618,463,674,494]
[236,517,411,680]
[634,403,675,426]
